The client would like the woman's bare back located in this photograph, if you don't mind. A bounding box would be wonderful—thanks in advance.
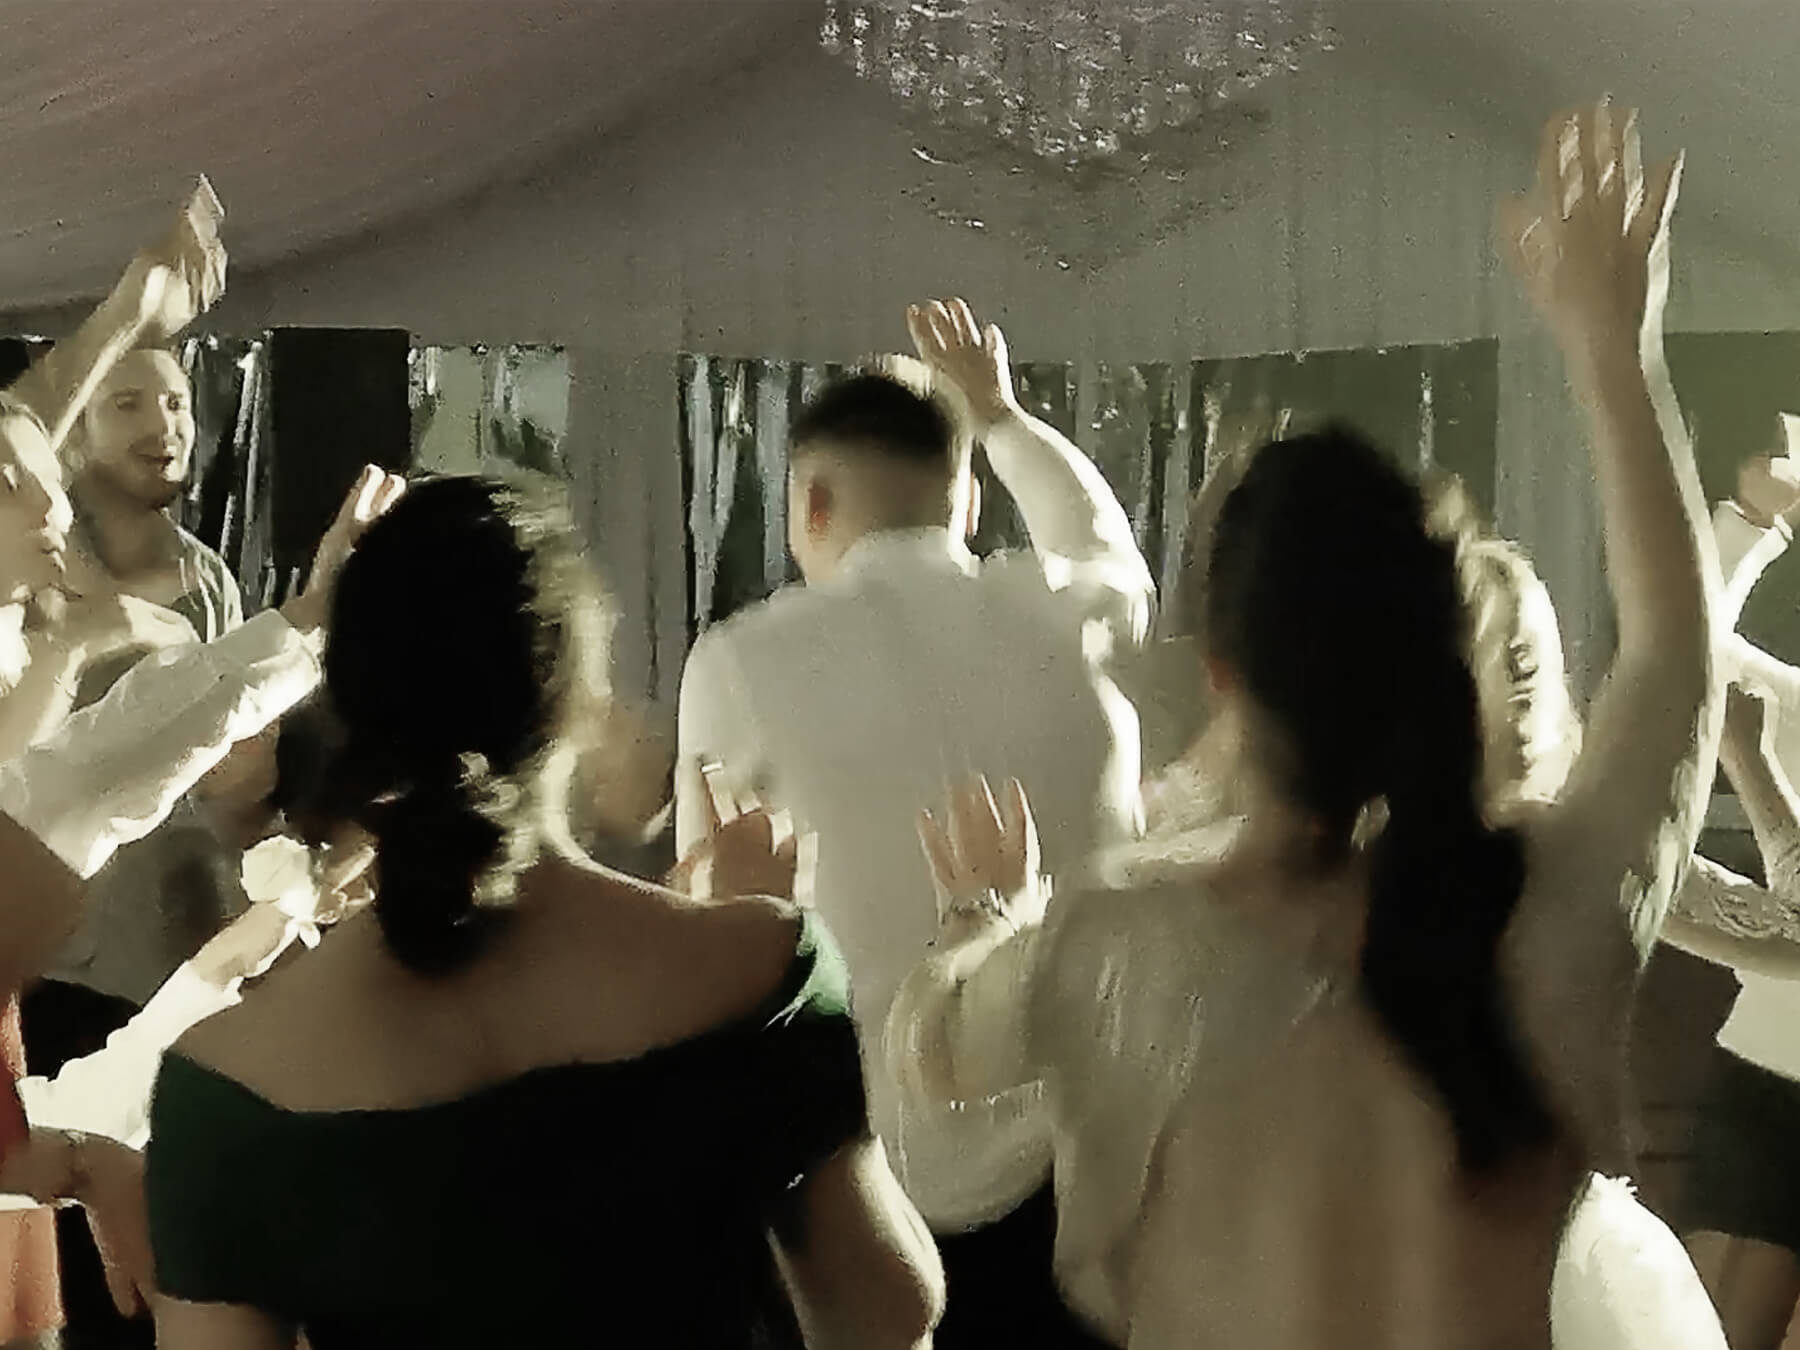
[1125,946,1577,1350]
[178,857,806,1114]
[1035,836,1590,1349]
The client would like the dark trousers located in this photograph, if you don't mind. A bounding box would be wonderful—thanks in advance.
[19,981,155,1350]
[933,1184,1114,1350]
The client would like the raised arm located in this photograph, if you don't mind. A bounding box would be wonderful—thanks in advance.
[0,610,320,878]
[1664,688,1800,977]
[0,467,402,880]
[7,180,225,455]
[907,299,1155,645]
[1505,107,1713,963]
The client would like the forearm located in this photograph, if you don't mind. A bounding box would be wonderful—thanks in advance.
[1712,501,1791,632]
[0,1127,108,1208]
[0,610,322,878]
[6,293,144,454]
[985,407,1149,563]
[1722,738,1800,893]
[1730,635,1800,712]
[1569,334,1709,667]
[884,919,1038,1107]
[1662,910,1800,981]
[0,636,83,761]
[19,965,238,1148]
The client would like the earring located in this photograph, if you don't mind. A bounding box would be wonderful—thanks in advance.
[1350,796,1390,851]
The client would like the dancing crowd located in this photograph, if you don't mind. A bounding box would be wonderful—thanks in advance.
[0,99,1789,1349]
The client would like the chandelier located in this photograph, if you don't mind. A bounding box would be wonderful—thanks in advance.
[820,1,1336,271]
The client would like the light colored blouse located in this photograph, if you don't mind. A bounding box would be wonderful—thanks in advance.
[0,610,321,1207]
[0,609,320,880]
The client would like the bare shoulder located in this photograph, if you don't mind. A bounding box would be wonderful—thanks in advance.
[658,893,812,1027]
[171,915,384,1084]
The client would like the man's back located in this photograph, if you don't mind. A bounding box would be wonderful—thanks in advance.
[679,529,1141,1223]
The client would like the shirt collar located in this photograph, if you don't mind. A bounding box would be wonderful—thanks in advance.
[834,528,977,585]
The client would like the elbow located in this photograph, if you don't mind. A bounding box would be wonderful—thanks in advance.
[874,1240,947,1350]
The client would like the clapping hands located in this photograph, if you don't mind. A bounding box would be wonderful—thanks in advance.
[1499,100,1682,352]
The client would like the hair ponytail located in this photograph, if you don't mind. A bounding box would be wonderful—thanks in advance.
[1359,654,1557,1174]
[1204,426,1557,1176]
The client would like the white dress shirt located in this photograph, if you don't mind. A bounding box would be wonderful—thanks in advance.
[0,609,321,1207]
[674,408,1152,1230]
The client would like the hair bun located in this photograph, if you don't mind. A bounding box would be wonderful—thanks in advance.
[362,748,529,975]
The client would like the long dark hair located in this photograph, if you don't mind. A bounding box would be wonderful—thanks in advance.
[1204,426,1558,1176]
[320,474,599,976]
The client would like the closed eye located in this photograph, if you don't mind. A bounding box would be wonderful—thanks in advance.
[1507,640,1539,686]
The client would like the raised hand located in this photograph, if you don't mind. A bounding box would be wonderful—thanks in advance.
[191,900,295,986]
[281,464,407,634]
[906,298,1019,428]
[917,774,1045,937]
[1498,100,1682,352]
[110,176,228,346]
[1737,446,1800,530]
[667,763,799,901]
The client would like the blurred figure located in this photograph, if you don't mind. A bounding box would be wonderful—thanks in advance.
[677,300,1151,1347]
[148,475,942,1349]
[888,105,1724,1348]
[1654,425,1800,1350]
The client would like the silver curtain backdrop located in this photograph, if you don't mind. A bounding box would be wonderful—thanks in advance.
[678,341,1500,641]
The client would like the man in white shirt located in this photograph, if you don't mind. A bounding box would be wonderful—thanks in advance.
[675,299,1148,1347]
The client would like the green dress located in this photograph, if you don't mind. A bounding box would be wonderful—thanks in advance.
[146,911,864,1348]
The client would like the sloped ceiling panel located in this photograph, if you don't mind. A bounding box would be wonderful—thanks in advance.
[0,0,809,310]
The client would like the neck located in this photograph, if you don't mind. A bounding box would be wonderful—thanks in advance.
[72,475,175,580]
[1216,713,1337,877]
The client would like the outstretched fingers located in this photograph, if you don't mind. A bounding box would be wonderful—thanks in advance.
[1632,149,1684,260]
[918,808,961,901]
[946,298,982,349]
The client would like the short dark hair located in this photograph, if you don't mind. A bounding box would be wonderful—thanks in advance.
[790,374,954,468]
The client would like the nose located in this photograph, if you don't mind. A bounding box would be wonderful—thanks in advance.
[19,472,66,535]
[45,484,73,539]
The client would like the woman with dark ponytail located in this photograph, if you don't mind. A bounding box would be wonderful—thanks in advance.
[885,104,1726,1348]
[145,475,944,1348]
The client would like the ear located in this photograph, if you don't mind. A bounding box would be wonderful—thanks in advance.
[1204,653,1236,696]
[805,473,834,535]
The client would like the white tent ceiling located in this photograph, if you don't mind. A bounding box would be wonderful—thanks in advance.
[0,0,813,311]
[1,0,1796,318]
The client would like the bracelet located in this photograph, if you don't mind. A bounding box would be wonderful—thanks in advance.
[60,1130,93,1208]
[945,889,1014,933]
